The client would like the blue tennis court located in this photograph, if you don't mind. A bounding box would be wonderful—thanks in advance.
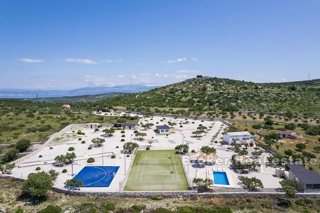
[73,166,119,187]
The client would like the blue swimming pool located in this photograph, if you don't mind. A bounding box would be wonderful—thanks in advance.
[213,171,230,185]
[73,166,119,187]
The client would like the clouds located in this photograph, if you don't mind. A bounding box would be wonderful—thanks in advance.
[166,57,187,64]
[81,70,200,87]
[164,57,198,64]
[101,59,123,63]
[64,58,123,64]
[65,58,98,64]
[19,58,45,63]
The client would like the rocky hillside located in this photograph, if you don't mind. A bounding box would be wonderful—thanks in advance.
[104,77,320,118]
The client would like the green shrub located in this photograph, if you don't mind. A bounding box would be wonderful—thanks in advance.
[38,205,62,213]
[150,195,163,200]
[15,139,31,152]
[103,202,116,212]
[2,148,19,163]
[68,147,75,151]
[36,167,41,171]
[62,169,67,173]
[130,205,146,212]
[87,158,95,163]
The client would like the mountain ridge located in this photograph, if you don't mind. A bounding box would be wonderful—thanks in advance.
[0,84,157,99]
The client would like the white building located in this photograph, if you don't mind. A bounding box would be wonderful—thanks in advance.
[155,125,171,135]
[223,131,254,144]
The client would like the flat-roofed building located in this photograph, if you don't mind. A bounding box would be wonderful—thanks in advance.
[223,131,254,144]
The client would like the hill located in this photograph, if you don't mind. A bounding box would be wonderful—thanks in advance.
[0,85,156,99]
[104,77,320,118]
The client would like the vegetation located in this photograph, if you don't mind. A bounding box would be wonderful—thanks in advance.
[64,179,83,190]
[239,176,264,191]
[87,157,95,163]
[53,152,76,166]
[1,148,19,163]
[1,178,320,212]
[280,180,299,198]
[174,144,189,154]
[22,171,53,198]
[103,128,115,137]
[103,77,320,118]
[38,205,62,213]
[15,139,31,152]
[91,138,105,147]
[193,178,212,192]
[0,162,15,174]
[123,142,139,154]
[200,146,216,154]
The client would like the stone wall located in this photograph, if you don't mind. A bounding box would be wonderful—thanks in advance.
[2,171,320,199]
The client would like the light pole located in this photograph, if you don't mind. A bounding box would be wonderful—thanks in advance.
[71,163,74,176]
[101,144,104,166]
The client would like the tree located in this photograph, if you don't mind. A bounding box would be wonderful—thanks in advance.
[64,179,83,190]
[200,146,216,154]
[265,133,280,143]
[15,139,31,152]
[2,148,19,163]
[285,123,296,130]
[280,180,298,198]
[197,125,207,132]
[54,155,65,166]
[103,128,115,137]
[284,149,293,156]
[143,123,154,129]
[135,132,147,140]
[264,117,274,126]
[240,176,263,191]
[193,178,212,192]
[123,142,139,154]
[91,138,105,147]
[296,143,306,151]
[0,163,15,174]
[175,144,189,154]
[192,130,203,137]
[64,152,76,164]
[22,171,53,198]
[48,169,59,180]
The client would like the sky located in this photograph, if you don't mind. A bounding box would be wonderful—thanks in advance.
[0,0,320,89]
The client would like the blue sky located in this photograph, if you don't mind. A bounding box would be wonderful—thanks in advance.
[0,0,319,89]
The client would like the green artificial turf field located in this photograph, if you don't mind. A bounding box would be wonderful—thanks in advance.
[124,150,189,191]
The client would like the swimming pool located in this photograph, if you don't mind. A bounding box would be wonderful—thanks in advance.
[213,171,230,185]
[73,166,119,187]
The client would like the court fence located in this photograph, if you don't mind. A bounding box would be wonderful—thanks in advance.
[119,148,138,191]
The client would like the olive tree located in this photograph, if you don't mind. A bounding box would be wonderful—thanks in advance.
[22,171,53,198]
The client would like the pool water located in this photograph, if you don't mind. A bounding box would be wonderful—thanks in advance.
[213,171,230,185]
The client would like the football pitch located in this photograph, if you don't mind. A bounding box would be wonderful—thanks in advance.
[124,150,189,191]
